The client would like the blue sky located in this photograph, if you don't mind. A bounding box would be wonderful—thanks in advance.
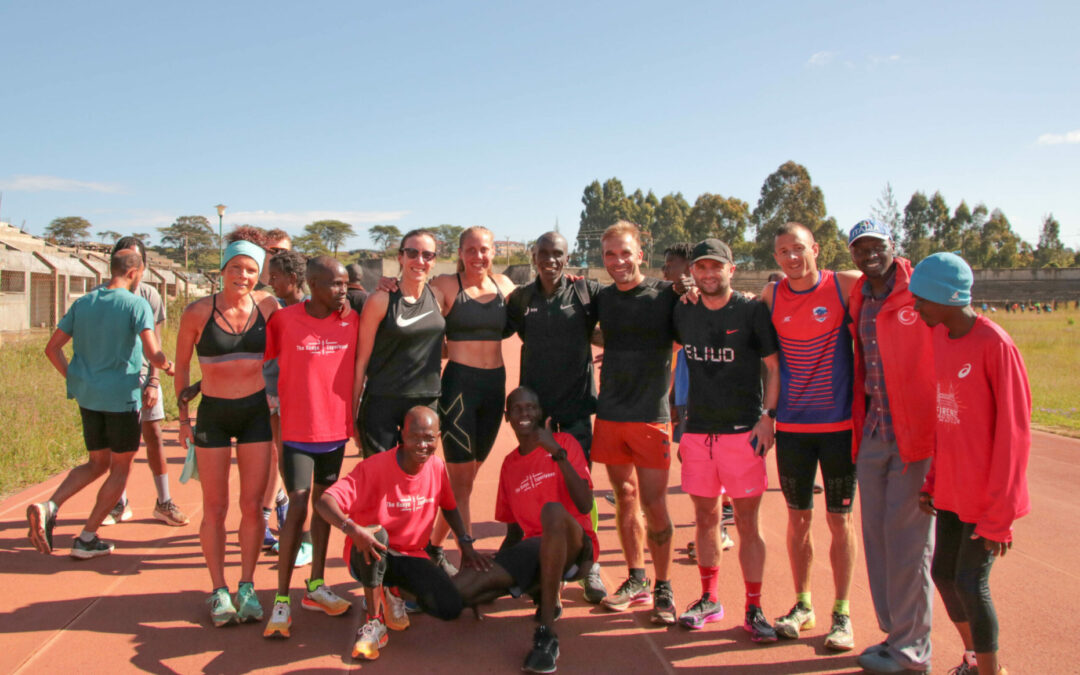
[2,1,1077,251]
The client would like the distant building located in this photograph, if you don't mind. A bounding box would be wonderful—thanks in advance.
[494,239,527,260]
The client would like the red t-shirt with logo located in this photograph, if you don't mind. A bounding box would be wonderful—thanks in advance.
[922,316,1031,542]
[495,432,598,555]
[324,448,456,563]
[264,302,358,443]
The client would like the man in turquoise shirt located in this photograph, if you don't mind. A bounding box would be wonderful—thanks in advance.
[28,249,174,559]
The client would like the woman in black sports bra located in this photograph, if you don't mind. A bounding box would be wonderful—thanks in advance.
[174,238,280,627]
[425,226,517,570]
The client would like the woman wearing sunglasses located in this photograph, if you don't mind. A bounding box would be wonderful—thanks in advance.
[353,229,447,459]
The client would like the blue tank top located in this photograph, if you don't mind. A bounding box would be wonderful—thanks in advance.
[771,270,853,432]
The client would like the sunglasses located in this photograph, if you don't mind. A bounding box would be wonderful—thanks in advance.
[401,247,436,262]
[268,247,289,255]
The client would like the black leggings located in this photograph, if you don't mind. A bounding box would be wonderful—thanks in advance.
[439,362,505,464]
[931,509,999,653]
[348,527,463,621]
[357,395,437,458]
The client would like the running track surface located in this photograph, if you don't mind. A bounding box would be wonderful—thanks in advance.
[0,337,1070,673]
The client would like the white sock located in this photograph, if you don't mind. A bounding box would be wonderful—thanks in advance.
[47,500,58,516]
[120,489,128,504]
[78,530,95,542]
[154,474,170,504]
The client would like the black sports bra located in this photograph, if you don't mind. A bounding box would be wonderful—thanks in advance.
[444,274,506,342]
[195,295,267,364]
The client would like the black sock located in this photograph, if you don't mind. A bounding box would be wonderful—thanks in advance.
[628,568,646,583]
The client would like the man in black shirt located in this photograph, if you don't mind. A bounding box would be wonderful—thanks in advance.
[672,239,781,642]
[591,221,681,625]
[345,263,368,314]
[505,230,607,603]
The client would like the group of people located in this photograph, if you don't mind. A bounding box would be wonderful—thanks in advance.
[26,216,1029,675]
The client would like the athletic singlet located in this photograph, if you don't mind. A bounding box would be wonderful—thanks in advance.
[365,285,445,397]
[444,274,506,342]
[771,270,853,433]
[195,295,267,365]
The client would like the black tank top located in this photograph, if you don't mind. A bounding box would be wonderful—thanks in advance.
[366,285,445,397]
[444,274,506,342]
[195,294,267,364]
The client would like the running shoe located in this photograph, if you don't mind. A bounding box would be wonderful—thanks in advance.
[678,593,724,629]
[352,617,388,660]
[773,601,815,639]
[235,581,264,622]
[721,502,735,526]
[27,502,55,554]
[580,562,607,604]
[603,492,616,506]
[101,499,133,526]
[824,612,854,651]
[720,526,735,552]
[294,540,313,568]
[301,581,351,616]
[743,605,778,642]
[601,576,652,612]
[153,500,189,526]
[425,544,459,577]
[70,535,114,559]
[383,587,410,631]
[262,527,278,551]
[275,497,289,531]
[208,588,239,627]
[263,600,291,638]
[946,653,978,675]
[650,581,676,625]
[532,602,563,623]
[522,625,559,674]
[687,540,696,561]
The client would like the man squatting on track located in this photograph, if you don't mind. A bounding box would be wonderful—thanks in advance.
[911,253,1031,675]
[100,237,189,528]
[504,229,607,603]
[762,222,861,651]
[29,249,175,559]
[262,257,358,638]
[317,406,488,661]
[454,386,598,674]
[845,219,937,675]
[672,239,781,643]
[590,220,682,624]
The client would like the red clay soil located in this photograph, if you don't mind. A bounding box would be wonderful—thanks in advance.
[0,337,1069,673]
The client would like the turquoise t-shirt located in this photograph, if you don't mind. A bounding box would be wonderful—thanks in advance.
[57,287,155,413]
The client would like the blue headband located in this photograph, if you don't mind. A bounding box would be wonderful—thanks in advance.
[221,240,265,276]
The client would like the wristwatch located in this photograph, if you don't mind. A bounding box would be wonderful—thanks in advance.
[550,447,568,463]
[764,408,777,419]
[459,534,476,545]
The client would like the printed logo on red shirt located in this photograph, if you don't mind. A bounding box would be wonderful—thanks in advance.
[387,495,435,512]
[515,471,558,494]
[812,306,828,322]
[936,384,961,425]
[958,363,972,378]
[897,307,918,326]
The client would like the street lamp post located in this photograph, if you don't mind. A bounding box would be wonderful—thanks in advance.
[215,204,227,290]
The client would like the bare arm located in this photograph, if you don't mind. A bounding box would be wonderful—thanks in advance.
[441,505,492,570]
[352,291,390,414]
[537,427,592,514]
[316,492,388,564]
[139,329,173,374]
[836,270,862,304]
[750,352,781,456]
[44,329,72,378]
[760,281,776,311]
[173,301,204,448]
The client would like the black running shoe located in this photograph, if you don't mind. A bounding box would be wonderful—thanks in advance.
[70,535,114,559]
[744,605,778,643]
[425,543,459,577]
[522,625,559,673]
[650,581,676,625]
[721,502,735,526]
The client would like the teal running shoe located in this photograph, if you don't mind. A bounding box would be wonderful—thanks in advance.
[236,581,264,622]
[208,587,238,627]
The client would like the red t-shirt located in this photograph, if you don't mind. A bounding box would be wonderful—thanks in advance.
[324,448,457,563]
[922,316,1031,542]
[264,302,358,443]
[495,432,598,556]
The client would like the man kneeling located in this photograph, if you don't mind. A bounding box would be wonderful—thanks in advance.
[316,406,487,660]
[455,387,597,674]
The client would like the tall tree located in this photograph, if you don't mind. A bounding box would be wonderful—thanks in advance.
[131,232,151,246]
[751,161,845,269]
[684,193,750,255]
[901,192,933,264]
[293,232,329,257]
[158,215,215,269]
[928,191,957,252]
[950,201,975,259]
[1035,214,1070,267]
[368,224,403,252]
[45,217,92,245]
[975,209,1022,268]
[304,220,355,255]
[576,178,633,265]
[870,183,902,244]
[97,230,122,243]
[651,192,691,254]
[431,224,465,257]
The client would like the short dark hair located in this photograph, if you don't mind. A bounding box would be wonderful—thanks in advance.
[268,250,307,287]
[112,236,147,265]
[663,243,693,260]
[110,249,143,276]
[346,263,364,284]
[775,222,813,241]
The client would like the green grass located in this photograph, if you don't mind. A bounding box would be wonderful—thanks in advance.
[0,298,198,498]
[993,305,1080,434]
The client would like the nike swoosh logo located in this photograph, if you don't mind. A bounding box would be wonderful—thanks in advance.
[560,302,574,310]
[726,329,738,334]
[396,311,433,328]
[733,425,749,431]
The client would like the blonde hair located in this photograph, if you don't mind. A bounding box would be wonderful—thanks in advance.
[601,220,641,245]
[457,226,494,273]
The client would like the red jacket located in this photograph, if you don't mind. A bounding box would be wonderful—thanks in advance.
[848,257,936,463]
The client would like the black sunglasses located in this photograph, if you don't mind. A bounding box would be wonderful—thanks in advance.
[402,247,436,262]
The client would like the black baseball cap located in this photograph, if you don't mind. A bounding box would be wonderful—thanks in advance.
[691,238,734,264]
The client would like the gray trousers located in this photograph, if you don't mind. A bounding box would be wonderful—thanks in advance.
[857,432,935,669]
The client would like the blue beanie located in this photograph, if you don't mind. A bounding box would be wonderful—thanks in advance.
[909,252,973,306]
[221,240,265,277]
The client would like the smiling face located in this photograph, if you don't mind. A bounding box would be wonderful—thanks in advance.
[773,226,819,281]
[222,255,260,296]
[400,407,440,471]
[691,258,735,297]
[398,233,437,284]
[505,388,544,440]
[308,262,348,313]
[532,233,567,287]
[459,230,495,277]
[849,237,894,279]
[602,233,643,287]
